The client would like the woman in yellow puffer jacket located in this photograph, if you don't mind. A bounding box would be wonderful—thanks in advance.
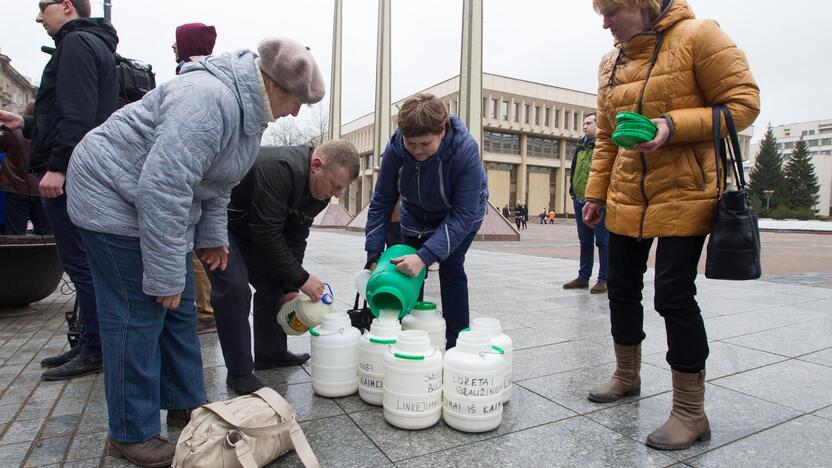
[582,0,760,451]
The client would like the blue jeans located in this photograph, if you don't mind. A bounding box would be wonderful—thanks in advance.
[79,229,205,443]
[573,198,609,281]
[402,231,477,348]
[42,190,100,358]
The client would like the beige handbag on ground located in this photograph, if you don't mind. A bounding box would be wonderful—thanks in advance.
[172,387,320,468]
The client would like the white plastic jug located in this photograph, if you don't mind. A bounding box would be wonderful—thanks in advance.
[277,284,334,336]
[310,312,361,397]
[383,330,443,430]
[401,301,446,354]
[442,330,505,433]
[470,317,514,403]
[358,312,401,406]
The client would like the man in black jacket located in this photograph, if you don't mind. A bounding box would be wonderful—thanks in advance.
[207,140,359,395]
[0,0,119,379]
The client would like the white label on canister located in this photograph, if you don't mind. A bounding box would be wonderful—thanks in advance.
[360,374,384,389]
[393,397,440,414]
[451,375,503,397]
[443,395,503,416]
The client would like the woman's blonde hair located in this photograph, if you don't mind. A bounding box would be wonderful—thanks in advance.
[592,0,663,18]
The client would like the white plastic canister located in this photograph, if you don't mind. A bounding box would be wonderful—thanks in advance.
[401,301,446,354]
[358,312,401,405]
[442,330,505,433]
[383,330,443,430]
[277,284,334,335]
[470,317,514,403]
[310,312,361,397]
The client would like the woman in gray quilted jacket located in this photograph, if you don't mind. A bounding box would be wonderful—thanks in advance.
[65,38,324,467]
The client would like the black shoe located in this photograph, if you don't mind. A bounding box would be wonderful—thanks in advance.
[197,319,216,335]
[226,373,265,395]
[40,346,80,368]
[166,409,193,428]
[41,354,103,381]
[254,351,310,370]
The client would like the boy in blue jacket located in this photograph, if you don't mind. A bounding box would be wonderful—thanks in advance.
[365,93,488,347]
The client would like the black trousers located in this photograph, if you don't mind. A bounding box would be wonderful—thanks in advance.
[206,231,288,377]
[4,192,51,235]
[608,232,709,373]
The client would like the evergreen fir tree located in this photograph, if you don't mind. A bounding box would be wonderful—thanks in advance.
[748,125,785,210]
[782,139,820,211]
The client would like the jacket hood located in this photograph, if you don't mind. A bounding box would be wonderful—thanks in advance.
[651,0,695,32]
[181,50,266,137]
[390,114,473,165]
[55,18,118,52]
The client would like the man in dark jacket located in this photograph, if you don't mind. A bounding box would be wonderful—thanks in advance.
[0,104,50,235]
[0,0,119,379]
[564,112,608,294]
[365,93,488,348]
[207,140,359,395]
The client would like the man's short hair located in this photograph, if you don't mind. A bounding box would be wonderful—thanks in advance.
[315,140,360,180]
[584,112,597,120]
[396,93,449,138]
[70,0,92,18]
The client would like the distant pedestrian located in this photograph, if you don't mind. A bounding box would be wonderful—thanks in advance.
[539,209,547,224]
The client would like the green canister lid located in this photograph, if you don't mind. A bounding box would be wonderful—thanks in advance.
[612,128,657,148]
[616,121,658,133]
[413,301,437,311]
[615,111,654,125]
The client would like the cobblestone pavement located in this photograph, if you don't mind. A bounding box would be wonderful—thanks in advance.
[1,230,831,467]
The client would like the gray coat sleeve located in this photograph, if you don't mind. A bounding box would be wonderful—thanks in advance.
[137,84,238,296]
[196,194,230,250]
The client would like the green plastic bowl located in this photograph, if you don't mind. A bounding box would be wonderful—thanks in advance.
[612,128,656,148]
[615,111,654,126]
[616,121,659,133]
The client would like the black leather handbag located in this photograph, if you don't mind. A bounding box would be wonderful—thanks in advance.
[347,292,374,333]
[704,105,762,280]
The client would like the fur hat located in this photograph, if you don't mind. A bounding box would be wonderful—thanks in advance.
[257,37,325,104]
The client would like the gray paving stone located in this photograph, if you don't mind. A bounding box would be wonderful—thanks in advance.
[25,435,71,466]
[30,381,65,402]
[76,411,108,435]
[813,405,832,421]
[0,403,19,425]
[519,361,673,415]
[712,359,832,413]
[41,413,81,438]
[331,392,377,414]
[642,341,787,379]
[723,320,832,358]
[270,382,344,422]
[799,347,832,368]
[511,338,613,381]
[705,306,828,341]
[396,416,677,467]
[0,441,31,467]
[688,415,832,467]
[1,417,45,445]
[0,385,33,405]
[17,397,56,422]
[586,383,800,461]
[269,415,393,467]
[63,459,101,468]
[349,384,574,461]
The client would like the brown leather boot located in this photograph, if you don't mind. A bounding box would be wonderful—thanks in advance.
[107,436,175,467]
[646,370,711,450]
[590,280,608,294]
[563,277,589,289]
[588,343,641,403]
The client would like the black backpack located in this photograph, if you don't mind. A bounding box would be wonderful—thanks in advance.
[41,44,156,108]
[114,53,155,107]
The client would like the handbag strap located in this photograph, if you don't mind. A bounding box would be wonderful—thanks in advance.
[253,389,320,468]
[712,104,747,198]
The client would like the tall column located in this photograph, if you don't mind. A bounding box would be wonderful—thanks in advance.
[519,134,528,205]
[459,0,483,153]
[372,0,392,189]
[555,137,568,213]
[328,0,342,141]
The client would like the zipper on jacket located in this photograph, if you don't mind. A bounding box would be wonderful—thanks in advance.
[438,160,452,209]
[691,147,707,190]
[635,32,665,241]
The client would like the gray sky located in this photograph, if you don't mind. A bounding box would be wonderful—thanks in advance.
[2,0,829,141]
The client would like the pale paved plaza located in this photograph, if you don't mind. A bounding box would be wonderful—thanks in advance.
[2,230,831,467]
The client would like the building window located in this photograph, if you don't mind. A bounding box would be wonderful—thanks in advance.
[483,131,521,155]
[491,99,498,119]
[784,141,794,149]
[819,127,832,134]
[501,101,508,120]
[553,109,559,128]
[565,140,579,158]
[821,138,832,146]
[482,97,487,118]
[574,112,580,132]
[533,106,539,126]
[545,107,551,127]
[808,139,819,147]
[809,130,816,135]
[526,136,559,158]
[514,103,520,122]
[524,104,531,124]
[784,129,790,137]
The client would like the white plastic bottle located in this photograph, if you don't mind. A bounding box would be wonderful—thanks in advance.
[383,330,443,430]
[470,317,514,403]
[401,301,446,354]
[442,330,505,432]
[310,312,361,397]
[358,312,401,405]
[277,284,334,335]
